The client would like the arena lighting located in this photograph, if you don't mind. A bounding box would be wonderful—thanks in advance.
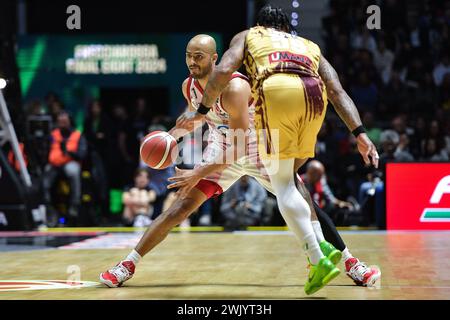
[0,78,7,89]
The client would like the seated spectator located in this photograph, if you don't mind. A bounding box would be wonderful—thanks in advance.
[301,160,357,225]
[43,111,87,218]
[433,53,450,87]
[122,168,157,227]
[349,72,378,114]
[220,176,267,230]
[390,116,414,139]
[363,112,382,147]
[421,138,449,162]
[373,39,395,84]
[359,129,413,228]
[378,130,414,168]
[138,162,177,220]
[351,26,377,53]
[410,116,427,158]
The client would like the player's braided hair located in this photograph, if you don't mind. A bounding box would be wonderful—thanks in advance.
[256,4,294,34]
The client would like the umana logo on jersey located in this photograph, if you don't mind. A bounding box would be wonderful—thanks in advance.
[420,175,450,222]
[269,51,313,67]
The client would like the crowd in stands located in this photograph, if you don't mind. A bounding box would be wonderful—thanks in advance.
[316,0,450,227]
[7,0,450,229]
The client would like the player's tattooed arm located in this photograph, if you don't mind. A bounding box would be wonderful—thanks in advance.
[319,55,380,168]
[318,55,363,131]
[196,78,251,177]
[201,30,248,108]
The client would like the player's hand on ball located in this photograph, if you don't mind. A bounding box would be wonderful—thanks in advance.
[356,133,379,168]
[176,111,205,132]
[167,167,202,199]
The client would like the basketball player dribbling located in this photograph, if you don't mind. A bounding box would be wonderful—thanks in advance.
[175,5,380,294]
[100,24,380,293]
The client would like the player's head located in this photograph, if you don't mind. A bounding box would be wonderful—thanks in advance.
[256,4,293,33]
[306,160,325,184]
[186,34,218,79]
[134,168,150,188]
[56,111,72,131]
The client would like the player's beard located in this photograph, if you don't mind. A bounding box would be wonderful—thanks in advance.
[191,63,212,80]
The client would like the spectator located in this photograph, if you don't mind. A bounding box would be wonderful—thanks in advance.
[421,138,449,161]
[421,120,447,158]
[373,39,395,84]
[339,135,370,200]
[83,100,112,166]
[363,112,382,147]
[83,99,113,223]
[43,111,87,218]
[391,115,414,138]
[314,119,339,170]
[433,53,450,86]
[410,116,427,158]
[144,165,177,220]
[301,160,356,225]
[110,103,134,187]
[48,100,64,125]
[349,72,378,113]
[220,176,267,230]
[122,168,157,227]
[379,71,409,116]
[378,129,414,170]
[351,26,377,53]
[128,98,151,161]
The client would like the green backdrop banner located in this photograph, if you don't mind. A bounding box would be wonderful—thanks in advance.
[17,33,223,126]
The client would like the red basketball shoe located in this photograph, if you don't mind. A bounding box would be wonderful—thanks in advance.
[345,257,381,287]
[100,260,135,288]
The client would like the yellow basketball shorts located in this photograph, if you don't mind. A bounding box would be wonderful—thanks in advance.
[254,73,327,160]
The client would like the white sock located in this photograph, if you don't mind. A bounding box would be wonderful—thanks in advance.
[126,249,142,265]
[311,220,325,243]
[342,247,353,261]
[263,159,324,265]
[303,233,324,265]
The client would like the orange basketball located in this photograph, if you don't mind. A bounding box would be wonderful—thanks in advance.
[140,131,178,169]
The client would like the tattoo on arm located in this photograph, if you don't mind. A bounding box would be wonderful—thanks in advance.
[318,55,362,131]
[202,31,248,107]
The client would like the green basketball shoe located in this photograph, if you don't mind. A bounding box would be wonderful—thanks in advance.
[304,257,341,295]
[320,241,342,265]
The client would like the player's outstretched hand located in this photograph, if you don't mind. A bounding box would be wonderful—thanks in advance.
[176,111,205,132]
[356,133,379,168]
[167,167,202,199]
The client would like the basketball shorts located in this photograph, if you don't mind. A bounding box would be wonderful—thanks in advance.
[254,73,327,160]
[194,139,275,198]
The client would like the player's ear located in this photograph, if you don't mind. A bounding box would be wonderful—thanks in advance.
[212,53,218,64]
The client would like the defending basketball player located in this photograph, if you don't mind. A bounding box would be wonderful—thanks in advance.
[100,29,380,292]
[175,5,380,293]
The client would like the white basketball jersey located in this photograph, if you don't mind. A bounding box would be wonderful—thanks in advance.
[185,72,257,150]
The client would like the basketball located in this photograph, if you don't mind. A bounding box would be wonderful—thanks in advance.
[140,131,178,169]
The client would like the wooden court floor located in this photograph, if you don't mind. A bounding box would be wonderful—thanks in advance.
[1,231,450,300]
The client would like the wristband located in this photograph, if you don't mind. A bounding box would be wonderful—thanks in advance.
[352,125,366,137]
[197,103,211,115]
